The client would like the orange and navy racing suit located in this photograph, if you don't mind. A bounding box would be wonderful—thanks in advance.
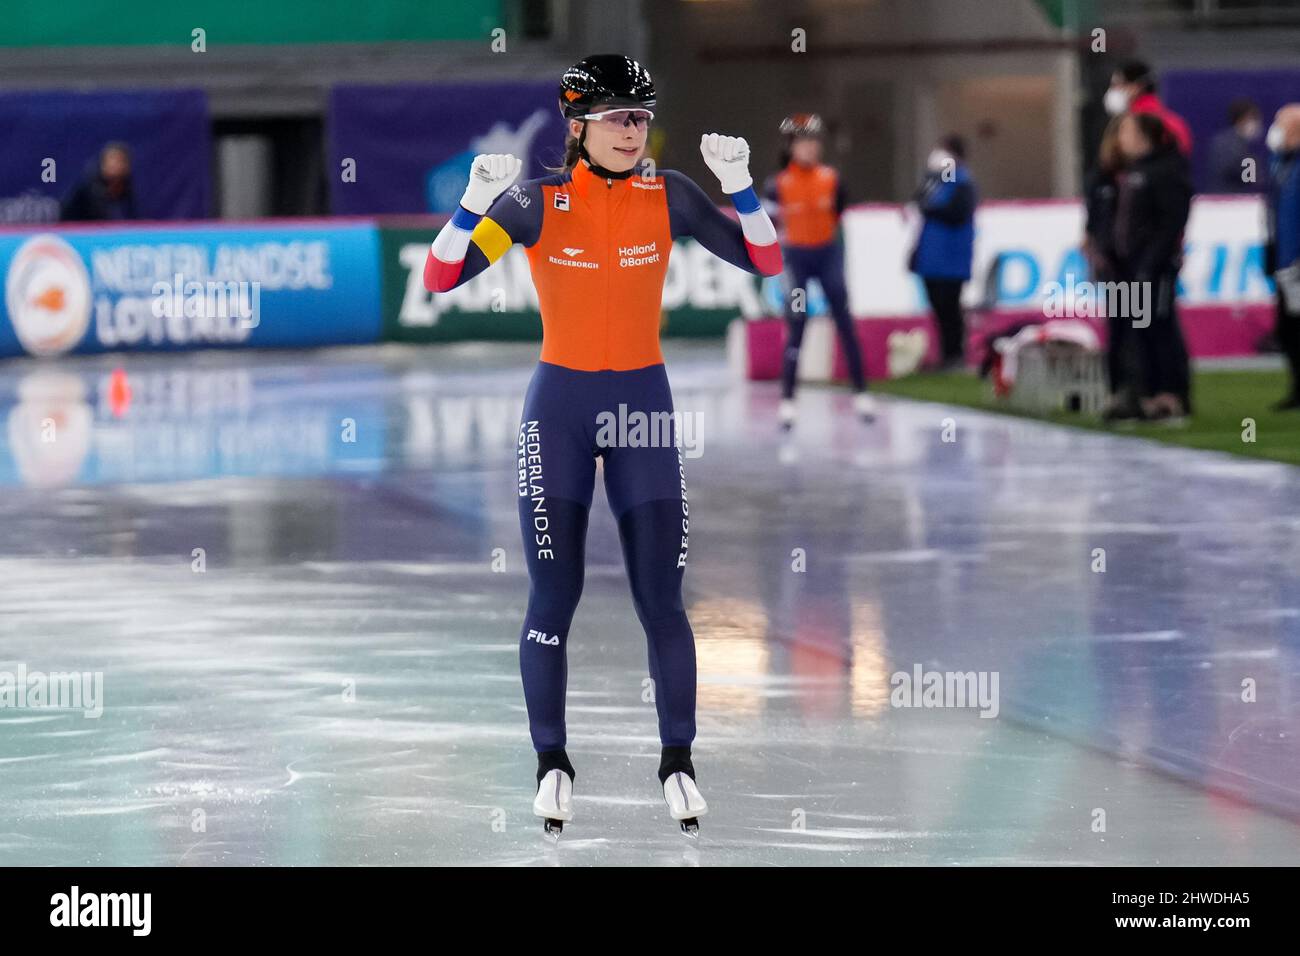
[764,161,865,398]
[424,157,781,753]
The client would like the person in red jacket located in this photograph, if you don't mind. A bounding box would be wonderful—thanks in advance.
[1104,60,1192,156]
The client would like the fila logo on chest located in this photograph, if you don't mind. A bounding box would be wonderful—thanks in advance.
[554,192,570,211]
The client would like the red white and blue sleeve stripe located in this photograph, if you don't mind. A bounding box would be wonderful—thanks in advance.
[728,185,783,276]
[423,205,483,293]
[665,170,783,277]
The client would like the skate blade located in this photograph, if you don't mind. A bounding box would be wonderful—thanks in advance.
[543,818,564,842]
[679,817,700,838]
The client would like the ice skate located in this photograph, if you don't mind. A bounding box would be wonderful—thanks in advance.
[854,391,877,422]
[778,398,797,430]
[663,771,708,837]
[659,746,707,837]
[533,750,576,841]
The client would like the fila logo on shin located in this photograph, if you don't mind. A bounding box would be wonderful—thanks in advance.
[527,629,560,646]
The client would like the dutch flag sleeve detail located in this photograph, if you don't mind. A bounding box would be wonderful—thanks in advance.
[729,186,783,276]
[423,205,483,293]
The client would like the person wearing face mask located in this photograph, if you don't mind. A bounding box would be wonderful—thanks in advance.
[1103,60,1192,157]
[59,142,137,222]
[1208,99,1266,195]
[909,134,977,370]
[1264,104,1300,410]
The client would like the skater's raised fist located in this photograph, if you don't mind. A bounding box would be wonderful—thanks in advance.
[699,133,753,195]
[460,153,523,215]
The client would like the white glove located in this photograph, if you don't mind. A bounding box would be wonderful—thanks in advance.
[460,153,523,215]
[700,133,753,194]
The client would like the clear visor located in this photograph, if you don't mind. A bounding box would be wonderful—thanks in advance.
[578,107,654,128]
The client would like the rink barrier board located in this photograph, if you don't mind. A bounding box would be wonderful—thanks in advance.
[0,195,1277,360]
[742,302,1278,384]
[379,222,754,343]
[0,220,384,358]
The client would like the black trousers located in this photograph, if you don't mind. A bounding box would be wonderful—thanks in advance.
[1276,282,1300,400]
[1099,265,1139,401]
[1131,272,1192,412]
[922,277,966,363]
[1107,309,1141,402]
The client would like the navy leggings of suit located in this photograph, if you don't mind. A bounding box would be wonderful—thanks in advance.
[516,361,696,752]
[780,241,866,398]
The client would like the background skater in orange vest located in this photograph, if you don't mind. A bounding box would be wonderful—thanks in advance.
[764,114,874,429]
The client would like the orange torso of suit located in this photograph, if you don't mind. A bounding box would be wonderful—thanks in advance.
[773,162,839,247]
[524,159,671,371]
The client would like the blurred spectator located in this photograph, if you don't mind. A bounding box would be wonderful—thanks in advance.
[1112,112,1193,422]
[1085,117,1142,418]
[60,142,137,222]
[1207,99,1266,194]
[1104,60,1192,156]
[909,134,977,371]
[1265,104,1300,411]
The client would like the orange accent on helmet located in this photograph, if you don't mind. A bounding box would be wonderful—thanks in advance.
[780,113,825,138]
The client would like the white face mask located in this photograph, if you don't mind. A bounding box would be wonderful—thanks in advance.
[1267,123,1287,154]
[1103,87,1129,117]
[926,149,952,173]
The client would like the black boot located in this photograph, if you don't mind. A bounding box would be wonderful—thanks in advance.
[537,748,575,787]
[657,745,695,785]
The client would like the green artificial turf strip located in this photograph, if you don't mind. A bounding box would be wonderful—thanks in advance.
[869,369,1300,466]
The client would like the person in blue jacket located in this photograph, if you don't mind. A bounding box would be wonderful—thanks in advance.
[909,134,977,371]
[1266,104,1300,410]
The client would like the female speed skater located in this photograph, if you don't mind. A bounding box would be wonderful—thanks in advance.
[422,54,783,837]
[763,113,874,429]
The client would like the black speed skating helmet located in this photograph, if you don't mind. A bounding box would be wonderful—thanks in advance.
[558,54,656,119]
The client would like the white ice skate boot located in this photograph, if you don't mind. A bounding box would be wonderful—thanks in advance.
[534,768,574,840]
[663,771,708,837]
[854,391,877,422]
[778,398,796,430]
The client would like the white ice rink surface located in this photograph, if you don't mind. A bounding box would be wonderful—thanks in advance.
[1,342,1297,865]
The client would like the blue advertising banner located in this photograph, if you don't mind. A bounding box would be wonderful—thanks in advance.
[0,221,382,358]
[327,82,568,215]
[0,89,212,223]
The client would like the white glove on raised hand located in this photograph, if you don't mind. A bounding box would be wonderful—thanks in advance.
[700,133,753,194]
[460,153,523,215]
